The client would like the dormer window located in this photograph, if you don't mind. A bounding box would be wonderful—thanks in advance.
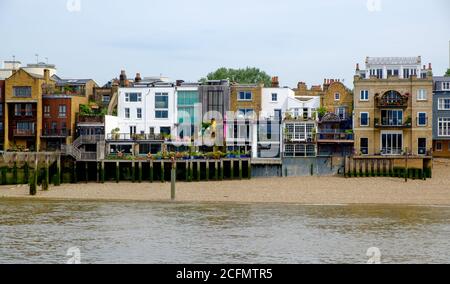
[443,82,450,91]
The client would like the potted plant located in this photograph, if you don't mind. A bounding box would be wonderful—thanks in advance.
[405,116,412,127]
[374,118,380,127]
[111,128,120,140]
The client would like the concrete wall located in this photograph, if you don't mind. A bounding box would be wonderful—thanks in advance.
[251,164,282,178]
[282,156,345,177]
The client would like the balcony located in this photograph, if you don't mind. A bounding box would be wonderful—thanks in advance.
[375,91,409,108]
[317,131,354,143]
[41,128,71,138]
[374,118,412,129]
[106,133,164,141]
[13,129,36,137]
[77,115,105,124]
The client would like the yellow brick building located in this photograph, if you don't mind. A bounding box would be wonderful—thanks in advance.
[353,57,433,157]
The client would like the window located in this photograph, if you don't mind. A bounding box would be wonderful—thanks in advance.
[271,93,277,102]
[125,108,130,118]
[438,118,450,137]
[25,104,33,116]
[335,107,346,119]
[58,105,66,118]
[14,104,21,116]
[360,112,369,126]
[125,92,142,102]
[417,112,427,126]
[16,122,35,134]
[285,122,315,142]
[238,108,255,119]
[238,91,252,101]
[360,138,369,155]
[360,90,369,101]
[436,142,443,151]
[137,108,142,119]
[44,105,50,117]
[160,127,171,136]
[334,93,340,101]
[155,93,169,119]
[417,89,427,101]
[381,132,403,155]
[418,138,427,155]
[102,95,111,103]
[13,86,31,97]
[284,144,316,157]
[381,110,403,126]
[438,98,450,110]
[442,82,450,91]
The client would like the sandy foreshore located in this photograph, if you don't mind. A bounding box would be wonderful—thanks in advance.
[1,159,450,206]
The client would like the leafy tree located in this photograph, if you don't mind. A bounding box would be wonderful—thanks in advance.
[200,67,272,86]
[445,69,450,77]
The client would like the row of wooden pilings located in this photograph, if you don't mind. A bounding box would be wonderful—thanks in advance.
[343,156,432,179]
[73,159,252,183]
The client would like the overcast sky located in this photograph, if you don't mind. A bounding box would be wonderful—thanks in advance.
[1,0,449,87]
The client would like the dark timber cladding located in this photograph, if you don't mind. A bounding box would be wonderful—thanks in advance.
[198,80,231,120]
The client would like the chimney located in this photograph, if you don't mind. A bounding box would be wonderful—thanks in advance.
[135,73,142,83]
[119,70,127,87]
[428,63,432,70]
[44,69,50,84]
[423,65,426,70]
[271,76,279,88]
[356,63,360,71]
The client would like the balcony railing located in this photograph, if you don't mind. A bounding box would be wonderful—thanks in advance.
[317,131,354,142]
[374,118,412,128]
[77,115,105,124]
[107,133,164,141]
[376,95,409,108]
[13,129,36,137]
[41,128,71,137]
[381,147,403,155]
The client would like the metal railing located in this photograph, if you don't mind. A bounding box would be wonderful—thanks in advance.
[317,132,354,141]
[13,129,36,136]
[106,133,164,141]
[42,128,71,137]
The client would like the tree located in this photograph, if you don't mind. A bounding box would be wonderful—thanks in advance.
[200,67,272,86]
[445,69,450,77]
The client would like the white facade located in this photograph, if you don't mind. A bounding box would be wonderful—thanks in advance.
[261,87,297,119]
[261,87,320,120]
[106,84,177,138]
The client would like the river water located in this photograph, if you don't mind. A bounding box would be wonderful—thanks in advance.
[0,199,449,264]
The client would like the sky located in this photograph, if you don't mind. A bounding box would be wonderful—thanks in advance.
[0,0,449,87]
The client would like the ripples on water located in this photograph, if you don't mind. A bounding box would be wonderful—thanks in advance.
[0,200,449,264]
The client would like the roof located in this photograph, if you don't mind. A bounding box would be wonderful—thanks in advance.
[366,57,421,66]
[51,75,95,86]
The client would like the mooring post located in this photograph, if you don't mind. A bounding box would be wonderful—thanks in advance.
[100,161,105,183]
[239,159,243,180]
[171,157,176,201]
[230,160,234,180]
[196,161,201,182]
[56,155,61,186]
[132,161,136,183]
[149,160,154,183]
[405,147,408,182]
[138,161,142,183]
[29,159,38,196]
[215,161,219,180]
[85,161,88,183]
[43,155,49,191]
[220,160,224,180]
[205,161,209,181]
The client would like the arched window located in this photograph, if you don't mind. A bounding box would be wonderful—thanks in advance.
[383,91,402,104]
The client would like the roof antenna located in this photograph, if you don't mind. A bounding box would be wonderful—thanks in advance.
[35,54,39,64]
[45,57,48,64]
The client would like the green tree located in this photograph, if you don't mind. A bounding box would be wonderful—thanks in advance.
[200,67,272,86]
[445,69,450,77]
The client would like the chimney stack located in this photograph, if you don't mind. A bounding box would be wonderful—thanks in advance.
[44,69,50,83]
[119,70,127,87]
[135,73,142,83]
[271,76,279,88]
[428,63,432,70]
[356,63,360,71]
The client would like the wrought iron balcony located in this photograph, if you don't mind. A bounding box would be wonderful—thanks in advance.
[375,91,409,108]
[13,129,36,137]
[317,131,354,143]
[106,133,164,141]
